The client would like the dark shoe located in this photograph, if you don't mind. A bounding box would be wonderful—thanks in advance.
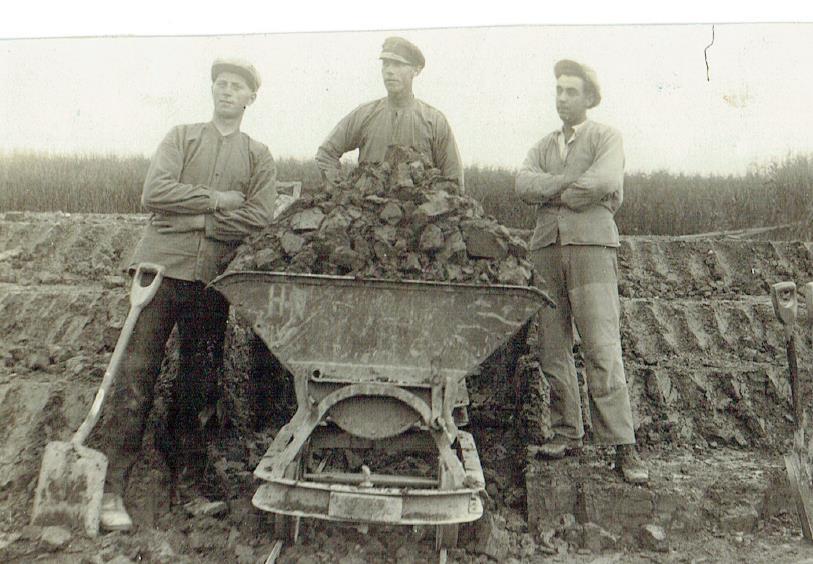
[530,435,583,459]
[616,444,649,484]
[100,492,133,532]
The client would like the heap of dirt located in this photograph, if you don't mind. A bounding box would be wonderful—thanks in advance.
[618,238,813,299]
[0,211,143,285]
[228,146,534,286]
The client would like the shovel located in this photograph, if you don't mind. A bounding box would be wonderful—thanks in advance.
[30,263,164,537]
[771,281,813,540]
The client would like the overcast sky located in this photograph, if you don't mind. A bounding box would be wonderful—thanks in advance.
[2,22,812,175]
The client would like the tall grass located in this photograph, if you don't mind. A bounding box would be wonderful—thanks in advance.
[617,154,813,235]
[1,151,810,236]
[464,164,535,229]
[0,152,149,214]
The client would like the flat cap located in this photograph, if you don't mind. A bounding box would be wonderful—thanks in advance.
[211,58,261,91]
[554,59,601,108]
[379,37,425,69]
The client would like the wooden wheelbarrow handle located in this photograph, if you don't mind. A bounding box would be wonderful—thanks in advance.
[71,263,165,445]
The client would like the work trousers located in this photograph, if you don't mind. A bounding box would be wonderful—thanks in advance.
[531,244,635,445]
[98,275,229,495]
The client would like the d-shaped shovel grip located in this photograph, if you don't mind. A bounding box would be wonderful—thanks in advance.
[772,282,798,331]
[130,262,165,308]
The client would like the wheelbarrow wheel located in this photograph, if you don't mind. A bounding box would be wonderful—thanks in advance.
[274,460,302,543]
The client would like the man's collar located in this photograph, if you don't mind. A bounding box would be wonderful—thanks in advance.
[209,120,241,138]
[559,119,588,139]
[387,93,416,109]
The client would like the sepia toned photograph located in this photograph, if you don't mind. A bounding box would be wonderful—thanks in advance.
[3,12,813,562]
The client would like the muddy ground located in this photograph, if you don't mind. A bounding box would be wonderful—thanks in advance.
[3,212,813,562]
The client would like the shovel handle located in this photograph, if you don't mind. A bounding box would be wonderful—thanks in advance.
[72,263,165,445]
[786,335,803,428]
[804,282,813,328]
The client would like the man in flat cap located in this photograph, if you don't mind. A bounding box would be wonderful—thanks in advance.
[515,60,647,484]
[97,58,277,530]
[316,36,464,189]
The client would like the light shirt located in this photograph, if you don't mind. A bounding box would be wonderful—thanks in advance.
[315,96,464,189]
[130,121,277,282]
[556,121,587,161]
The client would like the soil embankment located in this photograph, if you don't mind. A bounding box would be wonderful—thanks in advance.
[2,211,813,562]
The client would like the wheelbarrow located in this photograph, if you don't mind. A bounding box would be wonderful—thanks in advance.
[211,271,552,558]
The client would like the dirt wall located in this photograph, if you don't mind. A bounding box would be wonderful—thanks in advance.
[2,213,809,464]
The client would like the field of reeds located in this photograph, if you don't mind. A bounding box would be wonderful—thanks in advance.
[1,151,810,236]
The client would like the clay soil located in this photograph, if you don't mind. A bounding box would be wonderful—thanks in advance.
[3,212,813,563]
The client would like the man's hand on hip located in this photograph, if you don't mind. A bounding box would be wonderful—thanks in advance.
[153,214,206,233]
[213,190,246,211]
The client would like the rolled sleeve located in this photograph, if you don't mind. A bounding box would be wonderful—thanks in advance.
[432,116,465,191]
[315,107,364,185]
[515,141,567,204]
[141,127,215,215]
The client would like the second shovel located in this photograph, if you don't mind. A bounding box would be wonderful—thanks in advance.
[771,281,813,541]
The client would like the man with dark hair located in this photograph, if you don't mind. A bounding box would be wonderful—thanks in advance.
[515,59,647,484]
[97,58,277,530]
[316,36,464,190]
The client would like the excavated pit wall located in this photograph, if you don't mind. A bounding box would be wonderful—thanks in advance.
[1,212,811,528]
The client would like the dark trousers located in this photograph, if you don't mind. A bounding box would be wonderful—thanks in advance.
[99,275,229,495]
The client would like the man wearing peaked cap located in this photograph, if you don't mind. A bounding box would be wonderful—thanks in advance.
[211,57,262,92]
[554,59,600,108]
[96,58,277,531]
[515,60,648,484]
[316,36,464,190]
[379,36,426,68]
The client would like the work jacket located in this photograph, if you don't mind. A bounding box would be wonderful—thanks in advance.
[130,121,277,282]
[515,120,624,250]
[315,96,464,189]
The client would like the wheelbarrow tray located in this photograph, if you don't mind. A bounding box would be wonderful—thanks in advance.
[211,271,552,386]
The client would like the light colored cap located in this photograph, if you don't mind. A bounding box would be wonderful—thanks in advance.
[211,58,261,91]
[554,59,601,108]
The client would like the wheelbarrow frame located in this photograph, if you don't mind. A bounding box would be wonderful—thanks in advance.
[210,271,551,542]
[250,375,482,527]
